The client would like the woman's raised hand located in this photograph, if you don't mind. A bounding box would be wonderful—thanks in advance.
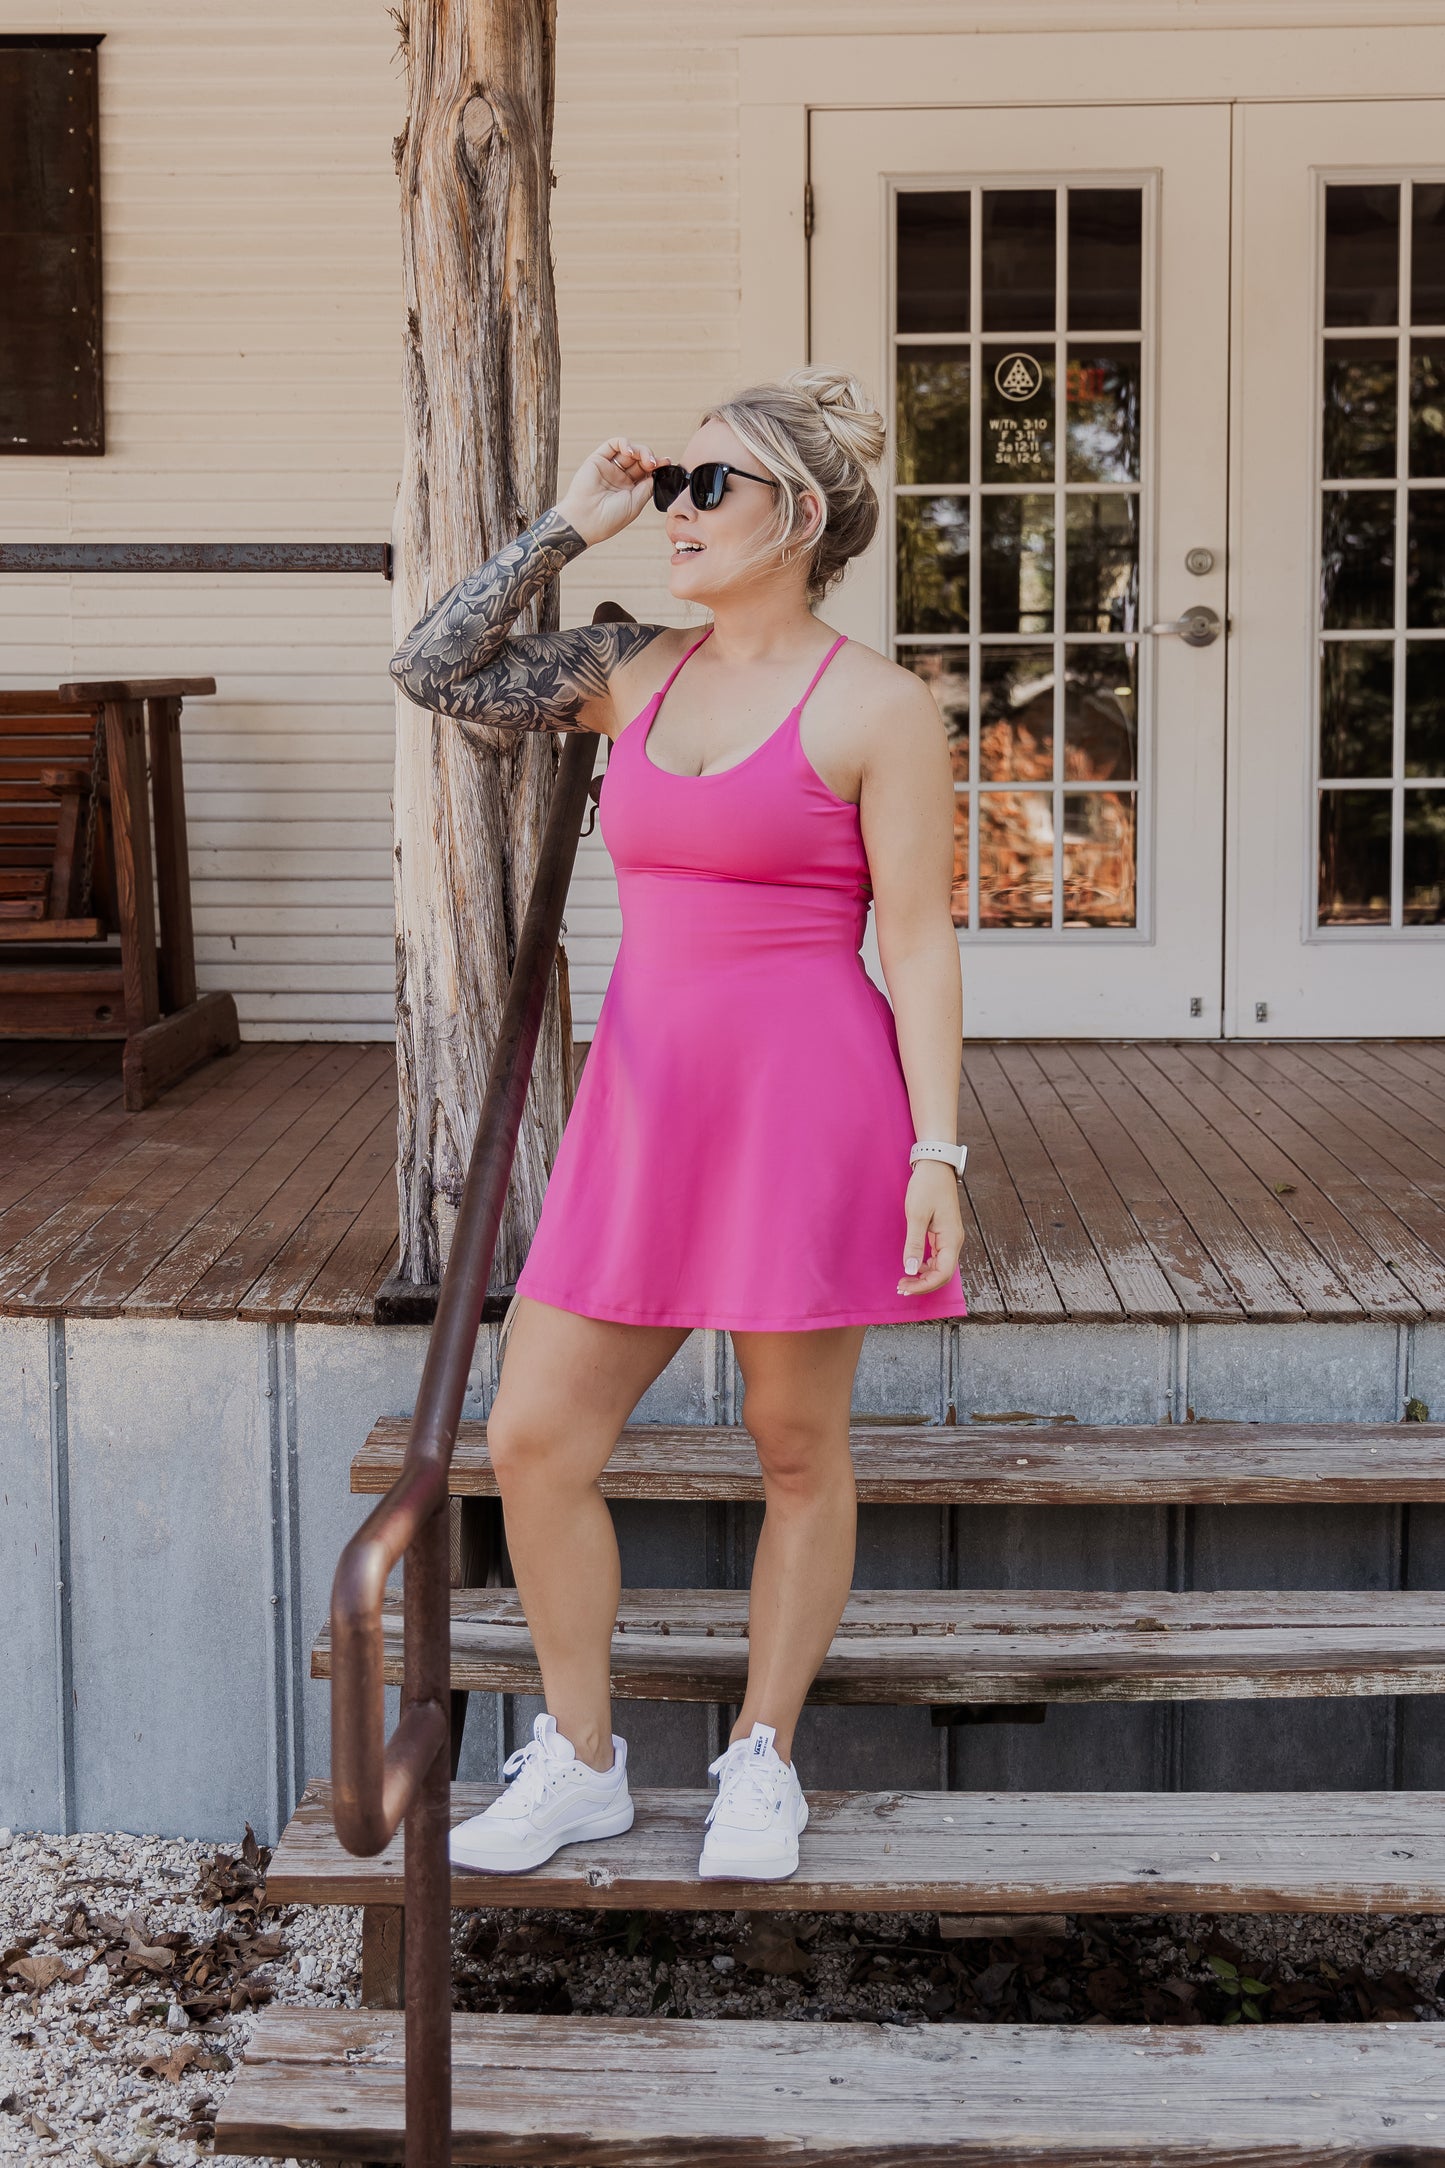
[557,438,661,548]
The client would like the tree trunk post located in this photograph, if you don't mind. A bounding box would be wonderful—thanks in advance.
[390,0,566,1291]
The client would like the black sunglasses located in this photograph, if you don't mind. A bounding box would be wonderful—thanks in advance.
[652,460,780,513]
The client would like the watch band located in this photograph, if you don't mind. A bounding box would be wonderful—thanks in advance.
[910,1140,967,1175]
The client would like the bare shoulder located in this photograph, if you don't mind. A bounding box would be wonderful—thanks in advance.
[835,638,948,762]
[596,622,694,741]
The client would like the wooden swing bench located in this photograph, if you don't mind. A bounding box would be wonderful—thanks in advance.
[0,675,239,1109]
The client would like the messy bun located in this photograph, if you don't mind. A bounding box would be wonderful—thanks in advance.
[701,367,885,600]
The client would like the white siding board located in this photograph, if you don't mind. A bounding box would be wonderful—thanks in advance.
[1,0,1414,1042]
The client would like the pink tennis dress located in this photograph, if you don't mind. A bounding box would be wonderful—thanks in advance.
[514,628,969,1330]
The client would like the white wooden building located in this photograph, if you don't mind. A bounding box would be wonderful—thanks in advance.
[4,1,1441,1045]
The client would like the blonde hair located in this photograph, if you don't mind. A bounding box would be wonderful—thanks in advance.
[701,367,887,600]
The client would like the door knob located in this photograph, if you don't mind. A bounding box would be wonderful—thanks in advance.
[1147,605,1222,648]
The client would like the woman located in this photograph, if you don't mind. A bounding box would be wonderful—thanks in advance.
[390,367,968,1884]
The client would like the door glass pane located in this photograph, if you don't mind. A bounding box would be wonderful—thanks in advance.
[1406,642,1445,775]
[1412,183,1445,325]
[896,496,969,634]
[897,349,969,483]
[1410,341,1445,478]
[900,649,970,780]
[894,181,1143,934]
[897,192,969,333]
[1066,345,1141,481]
[1321,490,1395,628]
[981,345,1054,481]
[1322,341,1396,478]
[980,647,1052,781]
[982,190,1054,332]
[1067,190,1142,331]
[1324,184,1399,327]
[1318,788,1391,923]
[980,494,1053,633]
[1063,792,1137,927]
[1320,644,1393,777]
[950,795,970,928]
[1064,645,1138,781]
[1404,789,1445,922]
[1407,491,1445,626]
[979,791,1053,926]
[1065,495,1138,633]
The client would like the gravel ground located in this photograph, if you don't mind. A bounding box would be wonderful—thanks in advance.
[6,1823,1445,2163]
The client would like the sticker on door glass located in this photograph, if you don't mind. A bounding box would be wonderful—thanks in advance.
[986,350,1052,476]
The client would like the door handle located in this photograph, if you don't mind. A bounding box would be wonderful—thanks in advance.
[1147,605,1222,648]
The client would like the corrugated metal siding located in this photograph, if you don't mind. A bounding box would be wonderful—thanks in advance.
[1,1,1428,1037]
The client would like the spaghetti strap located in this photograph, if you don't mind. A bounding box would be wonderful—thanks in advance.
[794,633,849,713]
[654,625,714,704]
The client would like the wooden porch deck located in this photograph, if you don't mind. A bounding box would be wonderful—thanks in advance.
[0,1037,1442,1324]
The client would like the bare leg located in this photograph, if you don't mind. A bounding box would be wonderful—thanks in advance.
[484,1295,691,1770]
[728,1324,866,1764]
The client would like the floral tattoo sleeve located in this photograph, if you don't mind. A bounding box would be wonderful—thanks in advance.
[389,507,665,732]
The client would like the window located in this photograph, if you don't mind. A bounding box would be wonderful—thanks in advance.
[1317,177,1445,928]
[893,184,1146,931]
[0,35,103,455]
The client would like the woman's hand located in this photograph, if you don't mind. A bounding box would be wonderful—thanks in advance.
[557,437,662,549]
[897,1162,965,1297]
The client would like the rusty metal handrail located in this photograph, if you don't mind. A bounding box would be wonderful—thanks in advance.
[327,608,624,2168]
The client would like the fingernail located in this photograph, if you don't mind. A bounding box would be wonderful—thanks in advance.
[905,1258,920,1274]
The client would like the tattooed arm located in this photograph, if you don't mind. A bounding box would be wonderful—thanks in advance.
[390,440,670,734]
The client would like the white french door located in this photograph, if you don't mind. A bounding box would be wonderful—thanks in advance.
[811,105,1232,1037]
[1231,102,1445,1035]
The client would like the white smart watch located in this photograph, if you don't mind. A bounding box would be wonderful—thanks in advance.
[909,1140,967,1176]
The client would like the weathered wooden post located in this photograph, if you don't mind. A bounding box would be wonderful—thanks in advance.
[386,0,566,1301]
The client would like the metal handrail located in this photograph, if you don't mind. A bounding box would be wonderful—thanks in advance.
[327,606,624,2168]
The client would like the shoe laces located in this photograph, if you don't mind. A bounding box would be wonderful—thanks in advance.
[498,1714,579,1814]
[705,1734,792,1830]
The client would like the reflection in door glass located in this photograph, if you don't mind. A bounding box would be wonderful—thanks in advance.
[896,350,970,483]
[900,649,970,783]
[1320,645,1393,777]
[1412,184,1445,324]
[1406,643,1445,775]
[1324,186,1399,327]
[979,791,1054,926]
[979,648,1053,781]
[895,182,1145,929]
[1320,490,1394,628]
[981,191,1055,332]
[1063,792,1137,927]
[1404,791,1445,921]
[1322,341,1396,478]
[980,495,1054,634]
[1064,647,1138,781]
[1066,346,1141,481]
[897,193,970,333]
[1410,341,1445,478]
[1065,496,1139,633]
[1067,191,1143,331]
[896,496,969,634]
[1318,181,1445,928]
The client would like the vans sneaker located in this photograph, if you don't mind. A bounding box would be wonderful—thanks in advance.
[449,1713,633,1873]
[698,1721,808,1881]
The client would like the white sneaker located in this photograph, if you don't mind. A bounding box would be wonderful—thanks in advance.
[697,1721,809,1881]
[449,1713,633,1873]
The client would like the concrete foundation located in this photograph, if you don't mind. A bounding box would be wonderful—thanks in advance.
[2,1315,1437,1842]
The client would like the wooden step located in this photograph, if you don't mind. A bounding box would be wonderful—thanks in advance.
[352,1417,1445,1505]
[218,2007,1445,2164]
[310,1587,1445,1704]
[269,1780,1445,1915]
